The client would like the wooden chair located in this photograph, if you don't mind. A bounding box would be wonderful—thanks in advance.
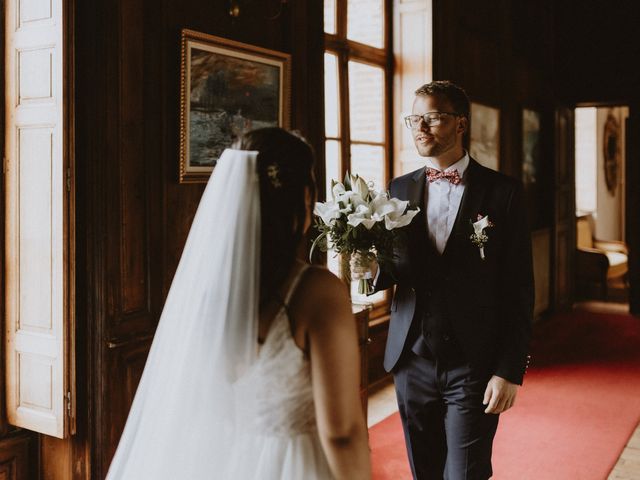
[576,215,628,299]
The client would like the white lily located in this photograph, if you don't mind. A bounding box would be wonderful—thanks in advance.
[314,199,354,225]
[332,182,346,201]
[385,203,420,230]
[472,215,490,235]
[313,201,340,225]
[347,204,378,230]
[352,175,370,200]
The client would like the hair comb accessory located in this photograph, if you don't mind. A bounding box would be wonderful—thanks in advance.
[266,163,282,188]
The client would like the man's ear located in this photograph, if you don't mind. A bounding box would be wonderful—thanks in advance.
[457,116,468,135]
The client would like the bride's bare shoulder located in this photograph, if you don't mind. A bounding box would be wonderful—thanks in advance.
[294,265,350,311]
[304,265,348,293]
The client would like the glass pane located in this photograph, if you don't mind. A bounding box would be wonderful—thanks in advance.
[350,144,385,193]
[348,61,384,143]
[347,0,384,48]
[325,140,341,201]
[324,53,340,138]
[324,0,336,34]
[327,250,340,279]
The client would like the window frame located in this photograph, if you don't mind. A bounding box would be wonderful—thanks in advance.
[324,0,393,320]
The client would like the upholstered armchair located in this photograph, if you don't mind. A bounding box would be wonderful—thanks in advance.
[576,215,628,299]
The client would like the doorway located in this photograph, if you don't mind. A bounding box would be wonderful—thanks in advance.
[574,106,629,303]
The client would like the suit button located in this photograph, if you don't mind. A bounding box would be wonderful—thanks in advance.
[443,334,450,341]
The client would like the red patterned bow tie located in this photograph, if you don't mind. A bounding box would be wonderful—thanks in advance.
[426,167,461,185]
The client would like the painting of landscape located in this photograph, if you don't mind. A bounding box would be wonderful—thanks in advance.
[179,31,290,182]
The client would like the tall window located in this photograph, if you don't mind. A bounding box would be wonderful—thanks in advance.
[324,0,392,309]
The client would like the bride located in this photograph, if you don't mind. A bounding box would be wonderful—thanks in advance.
[106,128,371,479]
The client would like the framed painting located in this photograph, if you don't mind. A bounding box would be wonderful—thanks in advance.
[470,102,500,171]
[179,29,291,183]
[522,108,541,185]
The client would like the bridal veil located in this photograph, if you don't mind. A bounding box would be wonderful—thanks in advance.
[106,149,261,479]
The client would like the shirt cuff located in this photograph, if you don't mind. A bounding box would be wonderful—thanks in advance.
[372,264,381,287]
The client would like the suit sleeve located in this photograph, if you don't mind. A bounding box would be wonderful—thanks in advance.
[494,182,534,385]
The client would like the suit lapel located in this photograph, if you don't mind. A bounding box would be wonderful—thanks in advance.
[408,167,426,210]
[404,167,429,272]
[443,158,487,257]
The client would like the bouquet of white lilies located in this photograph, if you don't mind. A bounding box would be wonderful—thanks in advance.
[311,173,420,294]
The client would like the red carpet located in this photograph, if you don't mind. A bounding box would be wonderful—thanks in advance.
[369,310,640,479]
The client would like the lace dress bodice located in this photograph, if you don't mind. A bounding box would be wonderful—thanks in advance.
[234,263,317,436]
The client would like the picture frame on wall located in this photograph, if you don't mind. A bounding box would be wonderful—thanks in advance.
[522,108,542,186]
[470,102,500,171]
[179,29,291,183]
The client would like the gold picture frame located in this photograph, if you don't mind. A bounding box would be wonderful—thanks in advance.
[179,29,291,183]
[470,101,500,171]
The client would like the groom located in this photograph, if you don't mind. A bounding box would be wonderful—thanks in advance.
[362,81,534,479]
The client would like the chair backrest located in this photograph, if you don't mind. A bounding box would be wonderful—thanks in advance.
[576,216,593,249]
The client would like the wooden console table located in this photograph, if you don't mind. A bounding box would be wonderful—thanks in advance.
[353,304,371,418]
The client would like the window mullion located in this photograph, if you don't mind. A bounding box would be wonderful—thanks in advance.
[336,0,347,39]
[338,50,352,178]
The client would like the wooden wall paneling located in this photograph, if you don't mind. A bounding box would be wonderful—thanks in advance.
[118,0,148,319]
[554,1,640,106]
[73,0,327,477]
[288,0,324,166]
[532,228,551,318]
[100,0,157,473]
[75,0,108,476]
[0,433,34,480]
[103,339,152,472]
[553,108,575,310]
[627,108,640,315]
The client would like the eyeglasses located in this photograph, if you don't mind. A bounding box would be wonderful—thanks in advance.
[403,111,462,129]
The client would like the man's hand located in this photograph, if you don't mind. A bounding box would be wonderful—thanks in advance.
[349,252,379,281]
[483,375,518,414]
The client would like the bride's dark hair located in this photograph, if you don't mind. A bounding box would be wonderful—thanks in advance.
[237,127,317,307]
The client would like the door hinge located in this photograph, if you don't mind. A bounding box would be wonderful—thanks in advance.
[66,391,72,416]
[66,168,71,192]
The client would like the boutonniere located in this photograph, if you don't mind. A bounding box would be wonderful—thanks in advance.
[469,214,494,260]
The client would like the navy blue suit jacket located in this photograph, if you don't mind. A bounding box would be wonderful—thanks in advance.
[376,158,534,385]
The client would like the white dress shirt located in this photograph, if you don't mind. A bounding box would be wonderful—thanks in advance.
[425,153,469,254]
[372,152,469,285]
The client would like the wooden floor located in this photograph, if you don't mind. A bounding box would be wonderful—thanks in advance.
[367,300,640,479]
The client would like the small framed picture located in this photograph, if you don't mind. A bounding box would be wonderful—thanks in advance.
[470,102,500,171]
[179,29,291,183]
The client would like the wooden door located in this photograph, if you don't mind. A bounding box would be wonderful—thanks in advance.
[553,107,575,310]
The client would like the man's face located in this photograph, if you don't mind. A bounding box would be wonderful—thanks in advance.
[411,94,466,157]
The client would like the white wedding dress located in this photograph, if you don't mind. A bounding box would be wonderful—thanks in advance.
[106,150,334,479]
[226,262,334,479]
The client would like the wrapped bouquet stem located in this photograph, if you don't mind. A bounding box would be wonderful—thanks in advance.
[350,250,377,295]
[310,172,420,297]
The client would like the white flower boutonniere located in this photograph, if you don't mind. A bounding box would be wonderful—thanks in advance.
[470,214,494,260]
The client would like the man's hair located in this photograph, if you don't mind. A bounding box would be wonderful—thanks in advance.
[415,81,470,119]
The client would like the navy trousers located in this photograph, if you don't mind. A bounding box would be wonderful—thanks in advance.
[393,351,500,480]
